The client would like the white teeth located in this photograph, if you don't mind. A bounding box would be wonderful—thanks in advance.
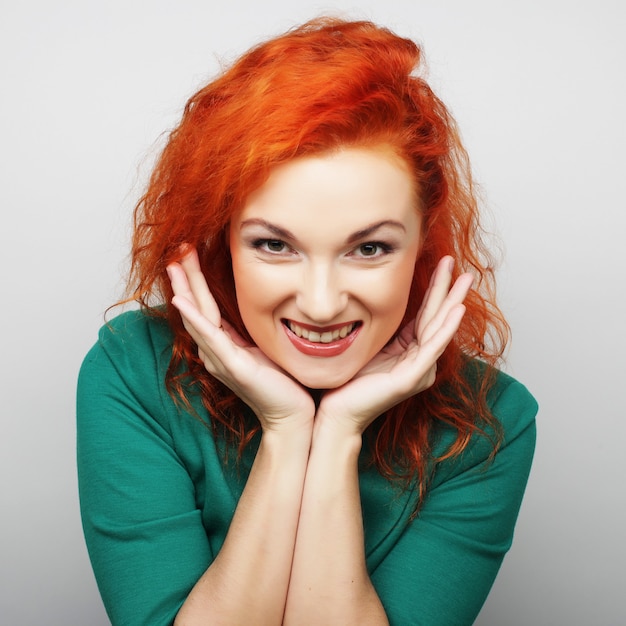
[320,331,334,343]
[308,331,321,342]
[287,321,355,343]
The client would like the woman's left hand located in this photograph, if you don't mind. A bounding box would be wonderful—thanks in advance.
[317,257,474,434]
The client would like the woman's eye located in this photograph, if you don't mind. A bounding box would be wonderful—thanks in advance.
[252,238,289,254]
[359,243,379,256]
[266,240,285,252]
[354,242,393,258]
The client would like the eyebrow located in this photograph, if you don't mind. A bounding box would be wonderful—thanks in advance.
[239,218,406,243]
[345,220,406,244]
[239,219,296,240]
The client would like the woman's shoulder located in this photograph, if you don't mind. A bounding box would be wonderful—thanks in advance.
[430,360,538,483]
[464,358,538,438]
[95,306,172,349]
[83,307,173,371]
[79,308,175,411]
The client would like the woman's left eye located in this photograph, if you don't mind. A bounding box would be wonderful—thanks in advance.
[252,238,292,254]
[353,242,393,258]
[265,240,286,252]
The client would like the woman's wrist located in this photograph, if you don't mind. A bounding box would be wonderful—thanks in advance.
[311,411,363,457]
[259,419,314,459]
[257,403,316,435]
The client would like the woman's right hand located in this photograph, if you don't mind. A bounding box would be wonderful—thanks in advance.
[167,247,315,433]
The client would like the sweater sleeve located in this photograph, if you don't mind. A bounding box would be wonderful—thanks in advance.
[369,377,537,626]
[76,313,212,626]
[79,313,537,626]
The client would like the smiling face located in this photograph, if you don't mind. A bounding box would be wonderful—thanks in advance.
[229,146,422,389]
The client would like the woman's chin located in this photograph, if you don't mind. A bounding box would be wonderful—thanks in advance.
[290,369,354,391]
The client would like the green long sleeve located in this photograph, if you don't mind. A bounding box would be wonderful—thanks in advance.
[77,310,536,626]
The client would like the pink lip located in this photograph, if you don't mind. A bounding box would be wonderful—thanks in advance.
[282,321,361,357]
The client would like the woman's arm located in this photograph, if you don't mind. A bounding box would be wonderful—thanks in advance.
[284,259,473,623]
[284,419,388,625]
[175,427,311,625]
[169,250,317,624]
[78,309,315,626]
[369,379,537,625]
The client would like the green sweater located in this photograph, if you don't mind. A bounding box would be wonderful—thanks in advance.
[77,310,537,626]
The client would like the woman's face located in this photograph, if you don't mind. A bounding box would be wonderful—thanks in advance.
[229,146,422,389]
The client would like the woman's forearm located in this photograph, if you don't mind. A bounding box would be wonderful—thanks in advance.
[175,427,311,626]
[284,418,389,625]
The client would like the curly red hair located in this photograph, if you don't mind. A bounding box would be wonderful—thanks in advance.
[126,17,509,501]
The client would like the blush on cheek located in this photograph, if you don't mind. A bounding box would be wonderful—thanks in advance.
[373,278,414,326]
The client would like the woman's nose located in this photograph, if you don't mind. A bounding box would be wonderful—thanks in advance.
[296,263,347,324]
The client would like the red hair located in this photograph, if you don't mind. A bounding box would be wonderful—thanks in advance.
[127,18,508,503]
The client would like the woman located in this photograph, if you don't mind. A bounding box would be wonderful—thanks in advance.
[77,17,537,626]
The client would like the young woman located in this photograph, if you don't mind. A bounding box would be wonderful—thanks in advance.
[77,18,537,626]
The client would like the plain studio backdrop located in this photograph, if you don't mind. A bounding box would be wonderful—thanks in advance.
[1,1,624,624]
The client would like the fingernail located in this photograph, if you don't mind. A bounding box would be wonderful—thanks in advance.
[448,257,455,273]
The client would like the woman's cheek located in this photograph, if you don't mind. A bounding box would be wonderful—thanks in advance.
[359,262,415,312]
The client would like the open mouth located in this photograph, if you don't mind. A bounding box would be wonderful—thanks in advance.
[282,319,362,356]
[284,320,360,343]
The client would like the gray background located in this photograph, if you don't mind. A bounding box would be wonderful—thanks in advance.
[1,1,624,624]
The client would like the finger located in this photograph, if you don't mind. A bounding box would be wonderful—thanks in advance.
[168,260,222,334]
[171,294,237,366]
[413,302,467,370]
[172,292,254,384]
[395,318,417,350]
[167,261,197,307]
[220,318,250,348]
[416,256,454,339]
[419,272,474,345]
[178,246,222,326]
[361,303,467,416]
